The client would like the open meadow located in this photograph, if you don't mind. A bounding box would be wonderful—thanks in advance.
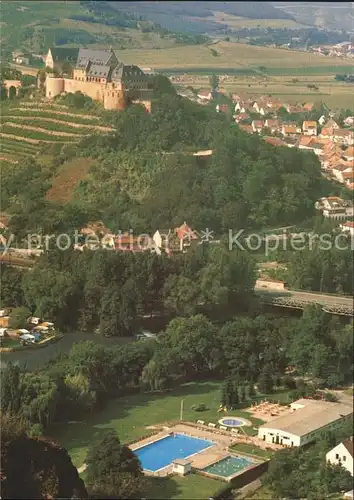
[117,40,354,109]
[119,40,352,71]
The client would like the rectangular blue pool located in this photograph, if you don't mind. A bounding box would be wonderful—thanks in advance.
[134,433,214,472]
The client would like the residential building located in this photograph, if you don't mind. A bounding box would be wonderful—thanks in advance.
[281,124,301,137]
[340,221,354,237]
[302,120,317,136]
[264,119,280,133]
[264,136,286,147]
[333,129,354,146]
[197,89,213,101]
[239,124,254,134]
[315,197,354,219]
[252,101,266,115]
[344,116,354,127]
[45,47,80,70]
[326,439,353,476]
[234,113,250,123]
[258,398,353,447]
[322,118,339,130]
[318,115,326,126]
[303,102,315,112]
[343,146,354,161]
[252,120,264,133]
[174,221,198,252]
[45,48,153,112]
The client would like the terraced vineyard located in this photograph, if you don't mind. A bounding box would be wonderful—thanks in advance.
[0,101,114,163]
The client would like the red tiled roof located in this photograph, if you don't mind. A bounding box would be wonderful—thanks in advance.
[239,124,254,134]
[175,222,198,241]
[264,136,285,147]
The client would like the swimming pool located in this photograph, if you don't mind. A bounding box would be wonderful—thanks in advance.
[203,455,255,478]
[134,433,214,472]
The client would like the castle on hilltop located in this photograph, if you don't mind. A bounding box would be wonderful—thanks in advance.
[45,48,153,112]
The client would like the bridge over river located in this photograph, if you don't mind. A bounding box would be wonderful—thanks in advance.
[256,287,353,317]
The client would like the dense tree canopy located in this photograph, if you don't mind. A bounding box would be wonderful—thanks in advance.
[1,413,87,499]
[85,430,144,499]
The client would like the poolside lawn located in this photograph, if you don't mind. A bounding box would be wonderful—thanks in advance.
[51,381,272,468]
[229,443,274,459]
[139,473,224,500]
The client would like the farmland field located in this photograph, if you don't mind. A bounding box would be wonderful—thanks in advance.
[192,11,309,29]
[118,41,352,70]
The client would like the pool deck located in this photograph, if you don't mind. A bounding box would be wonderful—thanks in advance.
[129,423,246,476]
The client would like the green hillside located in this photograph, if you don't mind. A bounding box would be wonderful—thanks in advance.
[0,0,205,58]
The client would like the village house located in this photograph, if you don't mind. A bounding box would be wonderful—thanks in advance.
[323,118,339,130]
[340,222,354,237]
[302,120,317,136]
[343,146,354,161]
[326,438,353,476]
[281,124,302,137]
[175,222,199,252]
[234,101,252,114]
[333,129,354,146]
[332,165,354,183]
[251,120,264,133]
[234,113,250,124]
[315,197,354,220]
[252,101,266,115]
[197,89,213,101]
[264,136,286,147]
[264,119,281,133]
[344,116,354,127]
[298,137,324,156]
[239,124,254,134]
[303,102,315,112]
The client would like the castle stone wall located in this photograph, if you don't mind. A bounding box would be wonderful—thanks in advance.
[63,79,104,102]
[46,77,65,98]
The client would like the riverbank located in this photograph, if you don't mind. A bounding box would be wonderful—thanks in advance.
[0,333,63,353]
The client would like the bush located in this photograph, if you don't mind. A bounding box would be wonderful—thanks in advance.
[191,403,208,412]
[282,375,296,389]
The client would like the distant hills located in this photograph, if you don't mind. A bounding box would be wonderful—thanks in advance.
[112,2,296,33]
[271,2,354,31]
[0,0,205,57]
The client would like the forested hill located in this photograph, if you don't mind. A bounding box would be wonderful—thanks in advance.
[1,78,338,239]
[113,1,295,33]
[1,0,206,57]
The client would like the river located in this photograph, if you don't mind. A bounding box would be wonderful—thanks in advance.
[0,333,133,371]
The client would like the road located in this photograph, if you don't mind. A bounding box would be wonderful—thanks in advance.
[256,287,353,316]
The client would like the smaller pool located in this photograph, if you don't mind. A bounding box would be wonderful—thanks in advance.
[218,416,250,427]
[203,455,255,478]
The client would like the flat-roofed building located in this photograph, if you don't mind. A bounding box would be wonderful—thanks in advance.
[258,399,353,447]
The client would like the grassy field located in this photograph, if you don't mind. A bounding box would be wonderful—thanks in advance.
[51,380,268,469]
[230,443,274,459]
[196,11,309,29]
[119,40,351,70]
[139,473,224,500]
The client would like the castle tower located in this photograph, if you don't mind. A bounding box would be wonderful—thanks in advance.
[104,86,127,111]
[46,76,65,99]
